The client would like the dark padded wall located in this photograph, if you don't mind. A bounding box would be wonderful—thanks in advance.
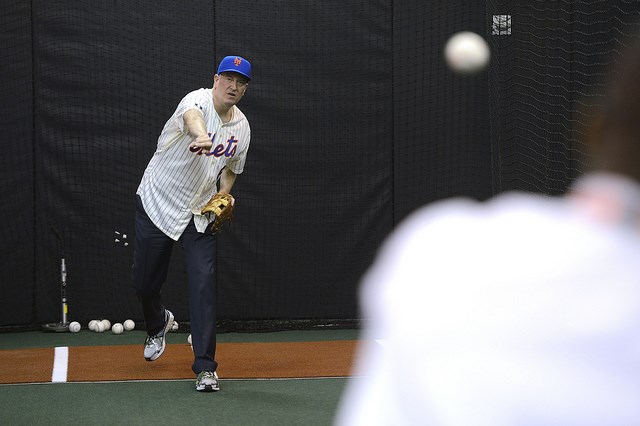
[393,2,492,223]
[213,1,393,320]
[1,1,491,328]
[30,0,217,325]
[0,2,35,326]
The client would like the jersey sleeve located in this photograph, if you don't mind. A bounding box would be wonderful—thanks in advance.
[172,89,210,133]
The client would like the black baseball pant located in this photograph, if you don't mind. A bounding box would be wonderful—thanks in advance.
[132,195,219,374]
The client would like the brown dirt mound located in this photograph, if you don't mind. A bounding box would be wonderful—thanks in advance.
[0,340,358,384]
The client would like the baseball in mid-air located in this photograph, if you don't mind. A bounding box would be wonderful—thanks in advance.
[444,31,490,74]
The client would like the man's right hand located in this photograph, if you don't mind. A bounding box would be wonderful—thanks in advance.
[189,133,214,153]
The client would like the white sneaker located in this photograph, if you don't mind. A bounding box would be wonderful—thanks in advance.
[195,371,220,392]
[143,309,174,361]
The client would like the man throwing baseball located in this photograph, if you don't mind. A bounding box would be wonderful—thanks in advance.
[132,56,252,392]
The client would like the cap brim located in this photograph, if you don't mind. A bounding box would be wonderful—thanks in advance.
[218,69,251,81]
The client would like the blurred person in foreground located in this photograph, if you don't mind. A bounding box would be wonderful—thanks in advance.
[336,43,640,425]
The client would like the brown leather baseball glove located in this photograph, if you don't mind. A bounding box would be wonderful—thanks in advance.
[201,193,235,234]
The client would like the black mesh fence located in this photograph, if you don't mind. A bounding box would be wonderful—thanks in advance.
[1,1,638,331]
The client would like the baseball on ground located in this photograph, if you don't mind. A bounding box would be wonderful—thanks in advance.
[112,323,124,335]
[123,319,135,331]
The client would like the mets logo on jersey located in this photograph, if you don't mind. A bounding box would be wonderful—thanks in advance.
[189,133,238,157]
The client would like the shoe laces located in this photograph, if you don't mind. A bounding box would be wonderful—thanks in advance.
[199,371,214,381]
[145,335,160,346]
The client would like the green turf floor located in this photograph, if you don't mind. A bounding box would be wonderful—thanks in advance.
[0,377,351,425]
[0,328,360,350]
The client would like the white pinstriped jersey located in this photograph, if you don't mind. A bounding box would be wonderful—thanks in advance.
[137,88,250,240]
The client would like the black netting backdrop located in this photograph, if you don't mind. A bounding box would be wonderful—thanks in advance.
[393,2,493,223]
[487,1,640,194]
[1,1,639,330]
[0,2,35,326]
[213,0,393,321]
[30,0,217,327]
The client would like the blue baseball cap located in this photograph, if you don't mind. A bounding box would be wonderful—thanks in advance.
[217,56,251,81]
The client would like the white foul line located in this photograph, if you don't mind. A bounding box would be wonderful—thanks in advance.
[51,347,69,383]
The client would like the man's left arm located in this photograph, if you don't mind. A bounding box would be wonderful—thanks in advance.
[218,168,237,204]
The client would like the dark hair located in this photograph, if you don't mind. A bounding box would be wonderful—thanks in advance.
[590,37,640,182]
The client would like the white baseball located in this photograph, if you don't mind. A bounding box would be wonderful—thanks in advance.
[112,323,124,335]
[88,320,98,331]
[101,319,111,331]
[444,31,490,74]
[123,319,135,331]
[172,321,179,331]
[69,321,81,333]
[95,321,105,333]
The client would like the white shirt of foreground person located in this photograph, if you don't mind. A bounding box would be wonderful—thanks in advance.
[336,172,640,426]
